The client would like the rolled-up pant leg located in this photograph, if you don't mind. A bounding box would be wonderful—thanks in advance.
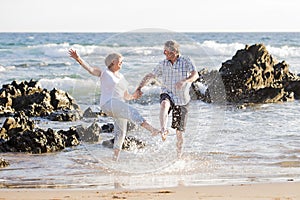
[113,117,127,150]
[101,99,145,150]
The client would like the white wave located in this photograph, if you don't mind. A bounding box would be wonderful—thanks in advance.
[23,41,300,64]
[39,77,98,91]
[25,43,97,58]
[0,65,5,72]
[175,41,244,58]
[197,41,300,60]
[0,65,16,72]
[181,41,300,62]
[267,45,300,59]
[23,43,67,58]
[201,40,245,56]
[64,62,72,66]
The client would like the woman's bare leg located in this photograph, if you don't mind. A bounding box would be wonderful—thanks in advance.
[113,148,120,161]
[141,121,160,136]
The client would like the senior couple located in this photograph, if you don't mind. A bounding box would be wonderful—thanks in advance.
[69,40,199,161]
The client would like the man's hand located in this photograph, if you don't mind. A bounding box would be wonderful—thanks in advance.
[175,80,186,90]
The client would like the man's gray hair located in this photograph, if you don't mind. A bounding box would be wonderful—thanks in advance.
[105,52,122,67]
[164,40,180,53]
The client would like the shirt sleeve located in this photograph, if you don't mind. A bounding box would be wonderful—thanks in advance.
[185,57,197,72]
[152,61,163,77]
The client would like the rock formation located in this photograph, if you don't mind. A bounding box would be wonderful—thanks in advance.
[192,44,300,104]
[0,80,82,120]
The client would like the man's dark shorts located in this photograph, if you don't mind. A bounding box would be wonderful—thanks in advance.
[160,93,189,132]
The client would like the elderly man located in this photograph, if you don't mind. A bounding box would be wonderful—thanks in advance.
[136,40,199,158]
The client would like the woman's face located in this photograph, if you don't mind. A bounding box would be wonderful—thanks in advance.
[113,57,123,69]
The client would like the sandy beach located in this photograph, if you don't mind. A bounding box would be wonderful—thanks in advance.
[1,182,299,200]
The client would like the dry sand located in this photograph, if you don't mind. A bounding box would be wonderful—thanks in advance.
[0,182,299,200]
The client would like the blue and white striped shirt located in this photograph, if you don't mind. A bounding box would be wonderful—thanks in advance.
[152,56,197,105]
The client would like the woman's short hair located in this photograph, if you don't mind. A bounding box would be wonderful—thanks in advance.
[164,40,180,53]
[105,52,122,68]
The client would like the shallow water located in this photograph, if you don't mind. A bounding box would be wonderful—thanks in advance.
[1,101,300,189]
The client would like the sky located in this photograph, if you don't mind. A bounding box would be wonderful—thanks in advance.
[0,0,299,32]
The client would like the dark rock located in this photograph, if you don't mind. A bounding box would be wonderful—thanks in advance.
[122,135,146,150]
[127,121,137,132]
[50,88,78,110]
[0,112,35,140]
[0,113,80,153]
[0,127,79,153]
[100,122,136,133]
[0,80,82,120]
[218,43,299,103]
[82,107,107,118]
[76,122,101,142]
[83,107,99,118]
[192,44,300,104]
[101,123,114,133]
[48,109,82,121]
[57,127,80,147]
[102,138,114,148]
[102,136,146,150]
[191,68,226,103]
[0,157,9,168]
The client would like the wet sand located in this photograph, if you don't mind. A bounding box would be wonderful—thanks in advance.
[1,182,299,200]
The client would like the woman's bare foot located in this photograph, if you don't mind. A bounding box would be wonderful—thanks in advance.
[151,128,161,136]
[141,121,160,136]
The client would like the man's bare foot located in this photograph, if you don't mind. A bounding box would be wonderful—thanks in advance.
[161,129,169,141]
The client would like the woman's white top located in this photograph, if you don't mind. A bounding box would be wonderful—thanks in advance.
[99,69,128,107]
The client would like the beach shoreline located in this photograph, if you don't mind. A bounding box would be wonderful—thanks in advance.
[1,182,299,200]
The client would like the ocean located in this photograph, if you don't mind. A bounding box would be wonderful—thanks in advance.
[0,31,300,189]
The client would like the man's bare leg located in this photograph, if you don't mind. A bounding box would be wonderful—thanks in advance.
[176,130,183,158]
[160,99,170,141]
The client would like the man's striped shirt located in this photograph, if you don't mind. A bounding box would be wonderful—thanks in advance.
[152,56,197,105]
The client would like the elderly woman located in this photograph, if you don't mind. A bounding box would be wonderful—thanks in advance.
[69,49,159,161]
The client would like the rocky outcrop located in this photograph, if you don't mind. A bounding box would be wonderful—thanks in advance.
[0,80,147,167]
[192,44,300,104]
[0,110,142,154]
[0,80,82,121]
[0,112,80,153]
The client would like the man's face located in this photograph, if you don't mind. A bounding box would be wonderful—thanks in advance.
[164,48,177,61]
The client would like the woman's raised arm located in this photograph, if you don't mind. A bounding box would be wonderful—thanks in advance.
[68,49,102,77]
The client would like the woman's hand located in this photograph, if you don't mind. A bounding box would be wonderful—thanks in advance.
[132,90,142,99]
[68,49,79,61]
[68,49,102,77]
[124,90,142,101]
